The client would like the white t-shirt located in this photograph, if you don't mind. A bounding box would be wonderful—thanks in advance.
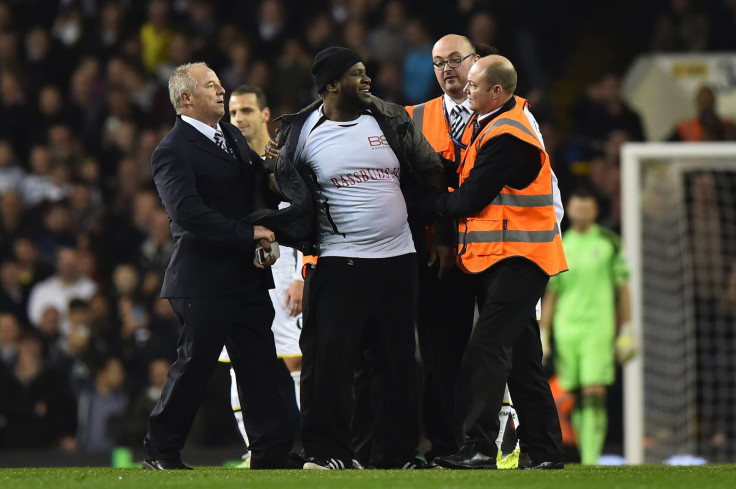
[295,108,415,258]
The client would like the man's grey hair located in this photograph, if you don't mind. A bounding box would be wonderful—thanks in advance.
[168,62,208,113]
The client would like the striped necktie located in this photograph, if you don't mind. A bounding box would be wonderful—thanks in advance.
[214,130,228,153]
[214,129,237,159]
[450,105,467,141]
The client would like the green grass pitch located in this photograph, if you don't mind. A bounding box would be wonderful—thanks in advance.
[2,465,736,489]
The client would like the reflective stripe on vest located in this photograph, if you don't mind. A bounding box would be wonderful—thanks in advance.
[460,222,561,245]
[411,103,425,130]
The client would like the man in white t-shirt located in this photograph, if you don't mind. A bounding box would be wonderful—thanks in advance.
[27,247,97,336]
[270,47,451,470]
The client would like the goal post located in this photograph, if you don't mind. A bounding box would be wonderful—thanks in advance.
[621,142,736,464]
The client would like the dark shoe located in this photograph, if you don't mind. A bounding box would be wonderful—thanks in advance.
[303,457,349,470]
[433,444,497,470]
[397,458,430,469]
[518,451,531,468]
[519,460,564,470]
[142,459,193,470]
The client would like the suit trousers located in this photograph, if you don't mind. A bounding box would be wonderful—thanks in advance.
[416,258,479,457]
[462,257,564,462]
[143,292,295,468]
[299,254,420,468]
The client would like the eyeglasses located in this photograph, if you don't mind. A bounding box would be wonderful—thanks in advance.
[432,53,475,70]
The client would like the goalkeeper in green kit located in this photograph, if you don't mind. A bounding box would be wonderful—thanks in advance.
[540,185,636,465]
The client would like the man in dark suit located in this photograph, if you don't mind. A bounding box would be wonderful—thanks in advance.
[142,62,295,470]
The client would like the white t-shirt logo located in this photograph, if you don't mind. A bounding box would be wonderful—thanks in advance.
[367,135,389,149]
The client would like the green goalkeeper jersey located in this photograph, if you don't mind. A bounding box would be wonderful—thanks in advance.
[547,223,629,339]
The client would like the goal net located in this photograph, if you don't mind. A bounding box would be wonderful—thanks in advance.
[621,143,736,464]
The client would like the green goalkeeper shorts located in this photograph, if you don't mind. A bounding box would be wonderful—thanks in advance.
[554,327,615,390]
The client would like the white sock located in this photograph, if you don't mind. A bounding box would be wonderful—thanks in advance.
[291,370,301,410]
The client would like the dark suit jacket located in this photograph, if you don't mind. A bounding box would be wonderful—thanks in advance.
[151,116,276,298]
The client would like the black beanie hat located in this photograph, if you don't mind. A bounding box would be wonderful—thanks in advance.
[311,47,363,93]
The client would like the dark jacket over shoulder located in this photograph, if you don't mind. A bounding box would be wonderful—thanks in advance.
[152,117,275,297]
[258,97,452,254]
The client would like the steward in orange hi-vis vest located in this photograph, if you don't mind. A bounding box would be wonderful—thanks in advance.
[406,97,476,166]
[456,95,567,277]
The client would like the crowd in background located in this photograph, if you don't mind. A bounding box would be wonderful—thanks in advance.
[0,0,735,455]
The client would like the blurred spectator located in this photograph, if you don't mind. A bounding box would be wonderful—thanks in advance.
[570,72,645,150]
[31,85,79,148]
[156,31,195,86]
[47,123,86,169]
[0,331,77,450]
[89,0,127,64]
[537,119,579,216]
[139,208,173,273]
[0,1,13,33]
[220,39,252,94]
[0,260,30,327]
[27,200,77,264]
[0,190,28,255]
[0,31,20,73]
[651,0,710,52]
[341,18,373,65]
[669,85,736,141]
[0,312,21,371]
[27,247,98,335]
[587,129,631,233]
[139,0,172,75]
[125,357,169,447]
[19,145,55,207]
[52,3,85,56]
[0,139,25,197]
[87,293,117,353]
[371,62,403,103]
[305,11,336,54]
[113,57,171,126]
[68,180,104,238]
[117,294,168,395]
[402,18,436,104]
[367,0,407,63]
[181,0,217,55]
[12,237,53,291]
[0,71,32,159]
[24,25,69,100]
[102,187,159,269]
[271,38,315,113]
[256,0,288,54]
[76,356,128,453]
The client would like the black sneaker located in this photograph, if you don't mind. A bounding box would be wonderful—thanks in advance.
[399,458,431,469]
[303,457,349,470]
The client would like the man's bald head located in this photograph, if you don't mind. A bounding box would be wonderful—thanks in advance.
[464,55,517,115]
[432,34,479,103]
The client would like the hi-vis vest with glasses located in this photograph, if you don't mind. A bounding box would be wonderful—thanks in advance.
[406,97,475,165]
[456,95,567,277]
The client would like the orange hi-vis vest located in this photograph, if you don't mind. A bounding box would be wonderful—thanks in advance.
[406,96,475,165]
[456,96,567,277]
[676,116,731,141]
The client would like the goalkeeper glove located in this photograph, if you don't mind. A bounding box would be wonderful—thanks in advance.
[615,322,638,364]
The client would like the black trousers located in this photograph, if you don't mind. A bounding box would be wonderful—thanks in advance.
[143,293,295,468]
[462,257,564,462]
[415,257,479,457]
[299,254,420,468]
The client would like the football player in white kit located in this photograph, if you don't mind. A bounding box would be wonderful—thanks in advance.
[219,85,303,467]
